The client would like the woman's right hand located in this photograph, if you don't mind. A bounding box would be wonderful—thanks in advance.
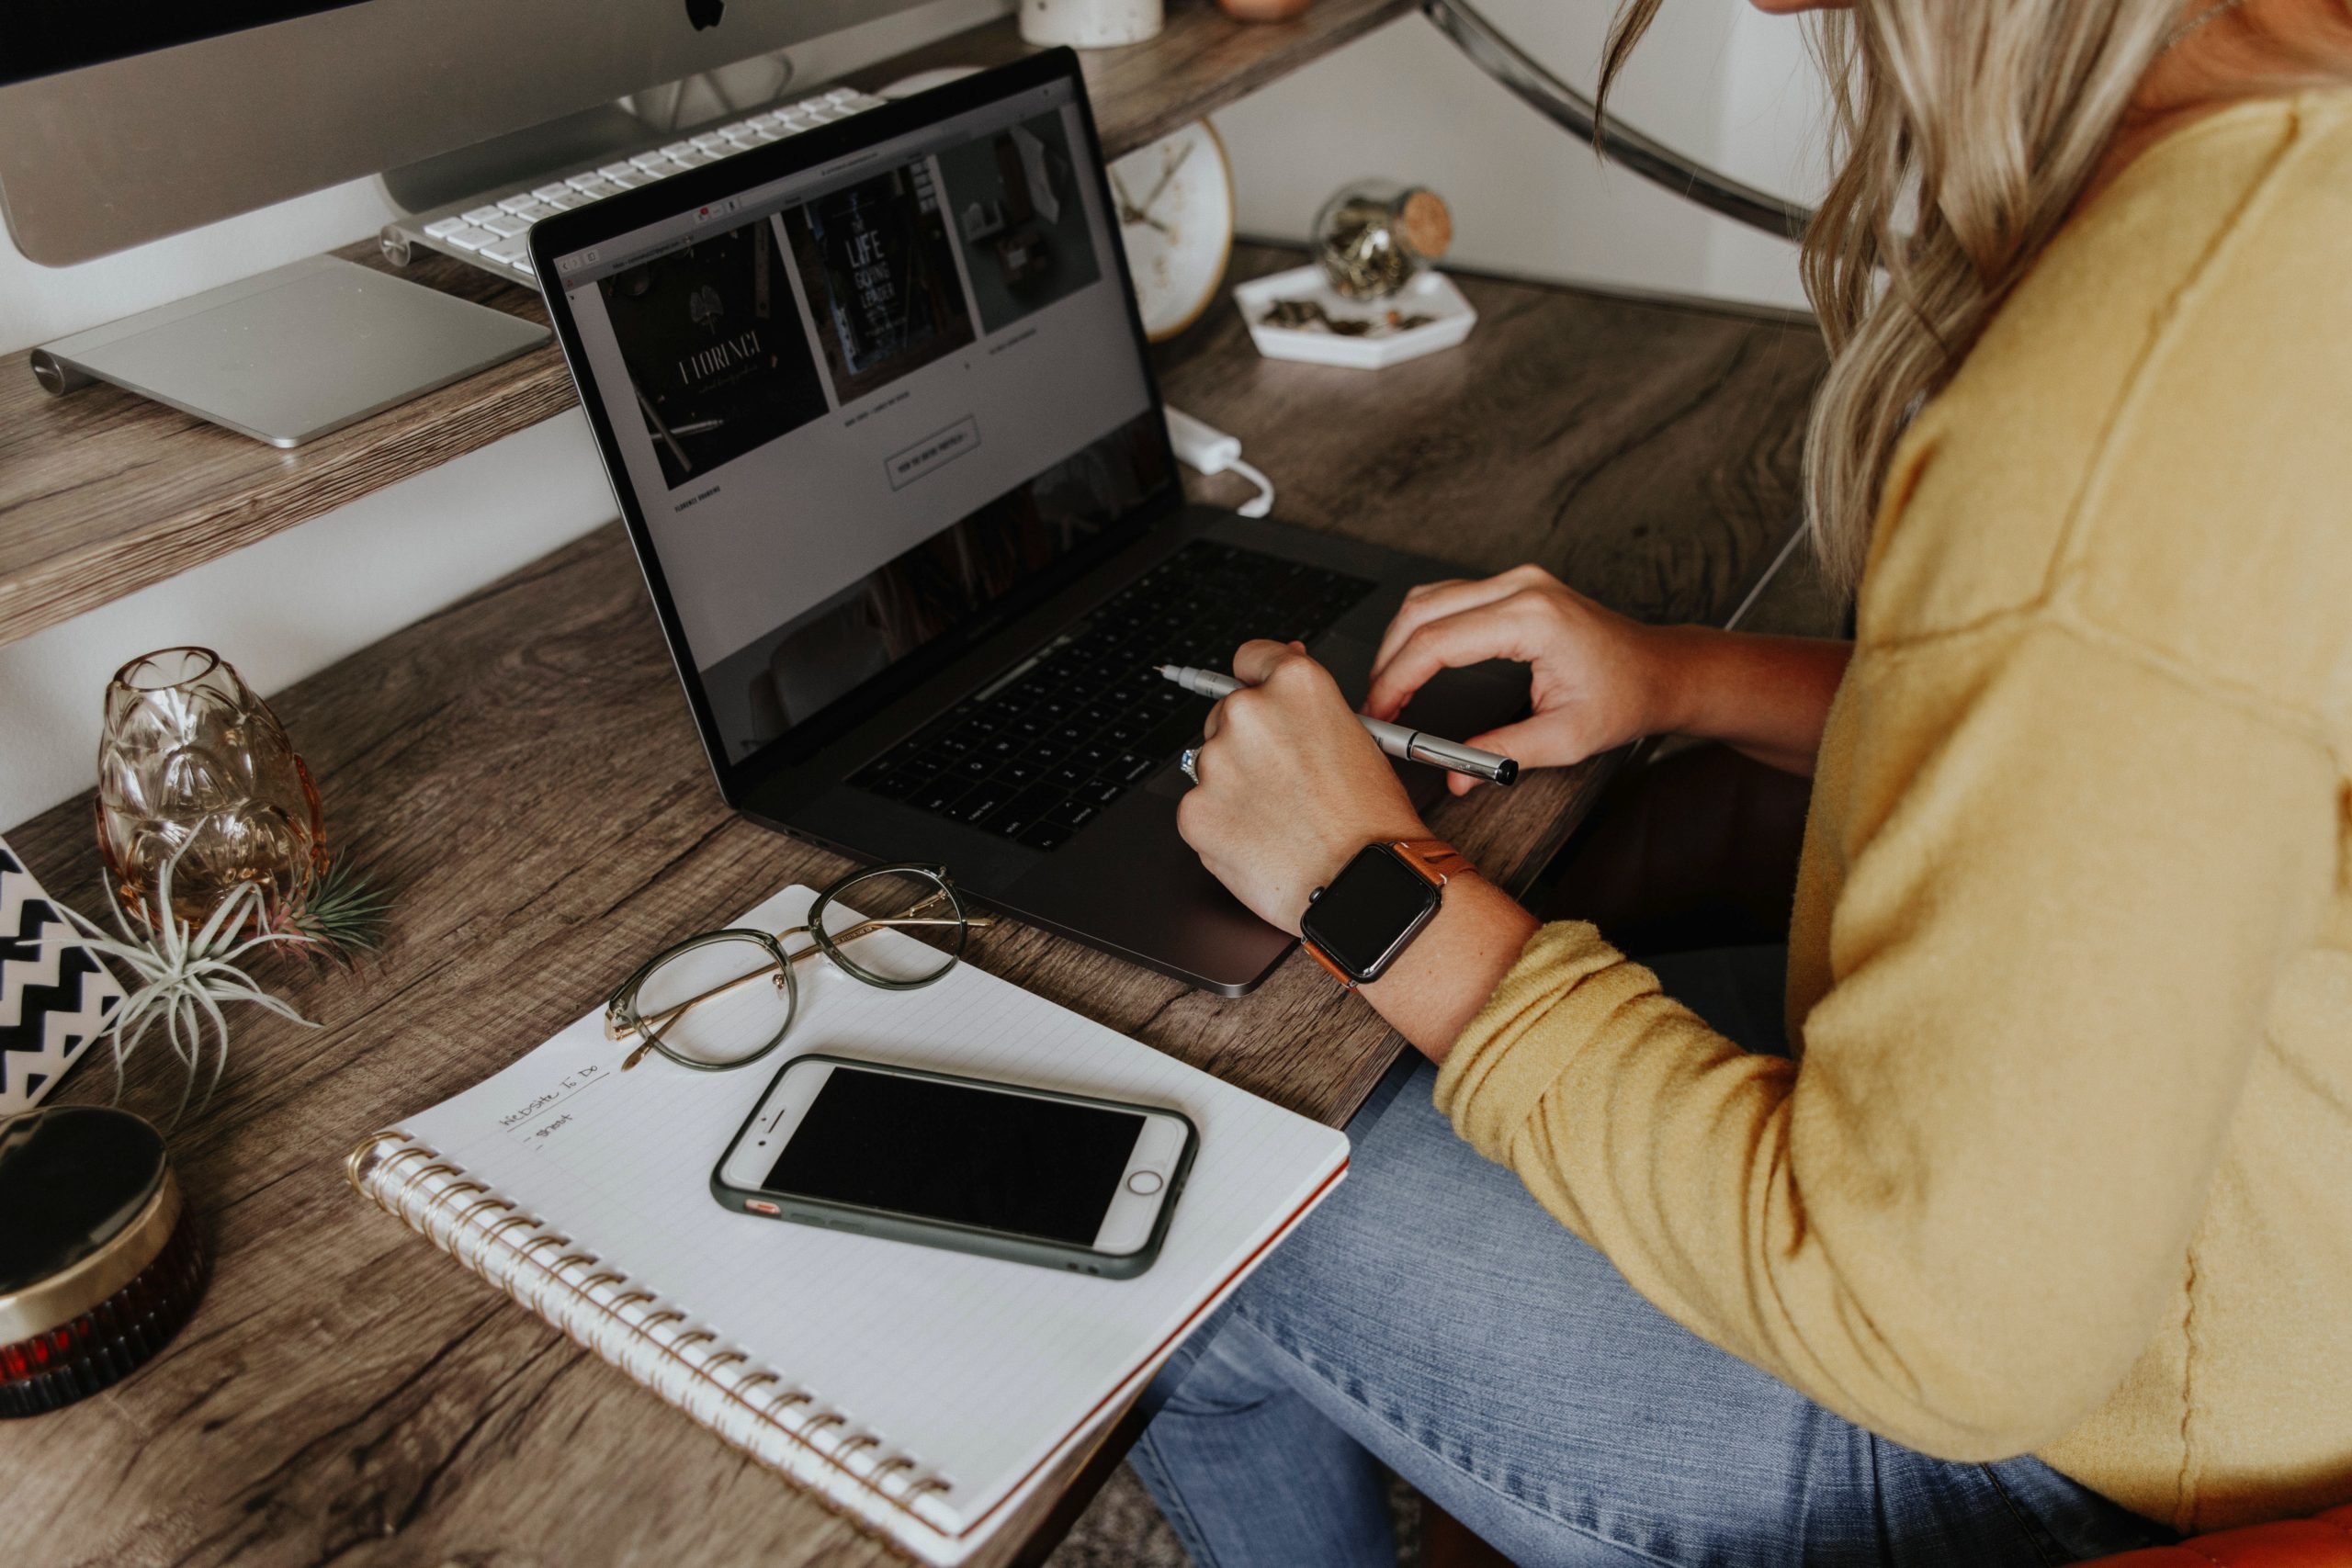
[1363,565,1674,795]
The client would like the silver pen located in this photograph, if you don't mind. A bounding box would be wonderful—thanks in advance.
[1157,665,1520,786]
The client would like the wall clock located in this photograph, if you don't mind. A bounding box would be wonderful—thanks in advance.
[1105,120,1234,343]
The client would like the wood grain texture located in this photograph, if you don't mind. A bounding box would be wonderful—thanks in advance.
[0,243,1823,1567]
[0,0,1408,651]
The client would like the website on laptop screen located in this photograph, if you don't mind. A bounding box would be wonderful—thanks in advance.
[554,75,1165,767]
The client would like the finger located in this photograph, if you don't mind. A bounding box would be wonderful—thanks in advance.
[1363,603,1537,721]
[1370,579,1515,688]
[1463,714,1589,768]
[1369,568,1548,685]
[1174,789,1208,851]
[1440,715,1586,795]
[1397,576,1469,604]
[1230,637,1311,686]
[1374,576,1533,677]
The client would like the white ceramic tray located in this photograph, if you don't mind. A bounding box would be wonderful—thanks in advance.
[1232,265,1477,370]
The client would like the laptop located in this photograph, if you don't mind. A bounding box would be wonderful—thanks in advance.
[531,49,1527,995]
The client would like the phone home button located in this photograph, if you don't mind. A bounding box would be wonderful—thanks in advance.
[1126,1170,1164,1196]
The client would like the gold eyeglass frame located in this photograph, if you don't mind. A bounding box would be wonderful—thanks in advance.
[601,863,993,1073]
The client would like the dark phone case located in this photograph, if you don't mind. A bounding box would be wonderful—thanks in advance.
[709,1052,1199,1280]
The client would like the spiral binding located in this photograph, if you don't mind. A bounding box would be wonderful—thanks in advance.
[345,1130,959,1543]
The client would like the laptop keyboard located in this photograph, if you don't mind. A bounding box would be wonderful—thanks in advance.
[849,542,1375,851]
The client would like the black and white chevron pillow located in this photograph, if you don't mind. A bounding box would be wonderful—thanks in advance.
[1,837,125,1116]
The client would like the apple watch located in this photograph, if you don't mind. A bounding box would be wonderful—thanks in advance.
[1298,839,1472,988]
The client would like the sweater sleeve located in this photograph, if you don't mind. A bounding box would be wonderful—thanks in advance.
[1432,620,2335,1461]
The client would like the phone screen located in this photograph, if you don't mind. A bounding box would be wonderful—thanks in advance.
[762,1068,1147,1245]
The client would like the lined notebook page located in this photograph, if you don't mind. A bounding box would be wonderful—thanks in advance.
[389,886,1348,1539]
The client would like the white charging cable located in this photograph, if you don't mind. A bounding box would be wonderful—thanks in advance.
[1164,406,1274,518]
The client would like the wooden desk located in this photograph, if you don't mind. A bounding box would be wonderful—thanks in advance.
[0,243,1824,1566]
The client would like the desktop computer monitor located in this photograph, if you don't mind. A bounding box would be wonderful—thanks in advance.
[0,0,941,265]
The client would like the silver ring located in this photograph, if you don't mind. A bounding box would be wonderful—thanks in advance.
[1179,747,1198,784]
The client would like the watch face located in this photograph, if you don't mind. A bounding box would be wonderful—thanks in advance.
[1302,846,1440,982]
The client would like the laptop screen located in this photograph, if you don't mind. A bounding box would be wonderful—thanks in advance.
[548,67,1170,776]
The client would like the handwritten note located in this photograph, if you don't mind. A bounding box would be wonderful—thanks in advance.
[499,1061,614,1142]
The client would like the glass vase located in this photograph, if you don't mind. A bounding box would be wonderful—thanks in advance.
[95,648,324,930]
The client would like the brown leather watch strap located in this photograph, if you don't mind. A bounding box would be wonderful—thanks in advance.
[1302,941,1361,989]
[1389,838,1472,887]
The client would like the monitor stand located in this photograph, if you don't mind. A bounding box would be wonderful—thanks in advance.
[29,254,548,448]
[373,52,832,223]
[377,101,662,220]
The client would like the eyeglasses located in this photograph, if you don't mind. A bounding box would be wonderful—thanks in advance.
[602,863,992,1073]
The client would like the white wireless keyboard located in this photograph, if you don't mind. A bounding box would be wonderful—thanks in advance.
[380,86,889,290]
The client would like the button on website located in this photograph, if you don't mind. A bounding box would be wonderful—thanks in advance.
[886,415,981,491]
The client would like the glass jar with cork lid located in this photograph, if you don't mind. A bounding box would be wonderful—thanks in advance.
[1310,182,1453,300]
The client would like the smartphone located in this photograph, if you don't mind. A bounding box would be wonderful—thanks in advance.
[712,1054,1198,1279]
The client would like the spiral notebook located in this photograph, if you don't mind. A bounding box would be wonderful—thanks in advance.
[347,884,1350,1565]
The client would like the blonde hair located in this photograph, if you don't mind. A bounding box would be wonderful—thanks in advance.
[1602,3,2189,595]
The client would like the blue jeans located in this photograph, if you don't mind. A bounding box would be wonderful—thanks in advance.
[1132,948,2175,1567]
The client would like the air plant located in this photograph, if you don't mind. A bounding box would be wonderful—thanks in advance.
[60,842,319,1125]
[272,854,390,966]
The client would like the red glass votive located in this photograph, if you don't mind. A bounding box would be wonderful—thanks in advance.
[0,1105,209,1418]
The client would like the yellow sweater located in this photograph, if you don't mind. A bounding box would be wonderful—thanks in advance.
[1435,91,2352,1534]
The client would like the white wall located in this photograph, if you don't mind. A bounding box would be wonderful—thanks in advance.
[1211,2,1826,308]
[0,0,1830,829]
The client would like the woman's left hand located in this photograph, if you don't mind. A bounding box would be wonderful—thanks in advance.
[1176,640,1432,935]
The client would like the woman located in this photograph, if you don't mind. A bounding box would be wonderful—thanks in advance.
[1142,1,2352,1562]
